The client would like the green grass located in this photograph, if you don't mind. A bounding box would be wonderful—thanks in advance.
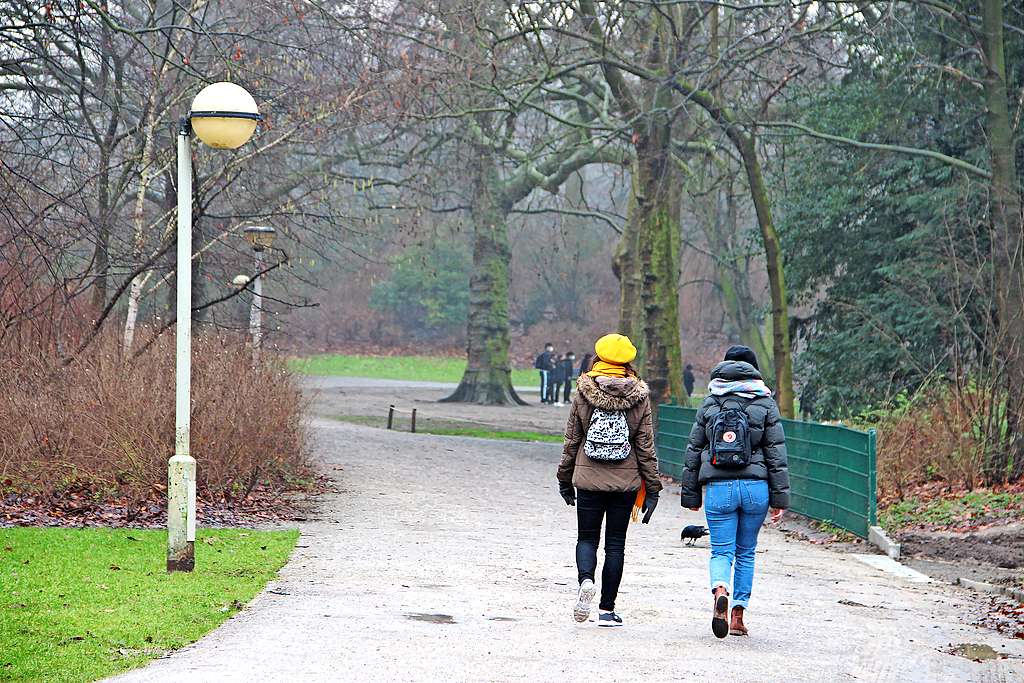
[0,527,298,683]
[290,354,538,386]
[879,490,1024,531]
[424,427,563,443]
[328,414,561,443]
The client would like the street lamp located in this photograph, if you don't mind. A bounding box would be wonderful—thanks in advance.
[243,225,276,364]
[169,82,261,573]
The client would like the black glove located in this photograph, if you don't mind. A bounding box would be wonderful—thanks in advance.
[559,482,576,506]
[641,492,659,524]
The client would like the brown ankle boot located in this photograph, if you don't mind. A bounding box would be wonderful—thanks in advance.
[711,587,729,639]
[729,606,748,636]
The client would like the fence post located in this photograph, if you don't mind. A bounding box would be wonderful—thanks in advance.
[868,428,878,526]
[387,405,395,430]
[411,408,417,433]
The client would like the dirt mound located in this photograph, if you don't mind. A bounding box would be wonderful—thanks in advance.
[900,523,1024,569]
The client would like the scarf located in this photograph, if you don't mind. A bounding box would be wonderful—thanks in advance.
[587,360,628,378]
[707,378,772,399]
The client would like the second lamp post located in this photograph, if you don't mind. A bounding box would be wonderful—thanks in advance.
[243,225,276,364]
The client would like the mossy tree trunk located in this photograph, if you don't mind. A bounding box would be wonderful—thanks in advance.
[735,133,794,417]
[633,125,684,407]
[584,2,688,408]
[980,0,1024,481]
[442,147,526,405]
[612,184,645,355]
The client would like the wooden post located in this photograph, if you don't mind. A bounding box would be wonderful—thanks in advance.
[387,405,395,430]
[411,408,417,433]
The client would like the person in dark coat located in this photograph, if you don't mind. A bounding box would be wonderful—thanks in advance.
[549,354,567,405]
[558,352,576,403]
[680,345,789,639]
[577,353,593,378]
[548,352,565,405]
[534,343,555,403]
[683,364,695,397]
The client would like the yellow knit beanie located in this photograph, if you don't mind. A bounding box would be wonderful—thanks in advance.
[594,333,637,365]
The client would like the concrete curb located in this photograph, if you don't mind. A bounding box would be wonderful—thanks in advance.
[853,554,932,583]
[868,525,901,560]
[957,576,1024,603]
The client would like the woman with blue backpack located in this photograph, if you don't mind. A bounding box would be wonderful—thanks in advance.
[680,345,790,639]
[556,333,662,627]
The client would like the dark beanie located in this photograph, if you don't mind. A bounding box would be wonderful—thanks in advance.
[724,345,759,370]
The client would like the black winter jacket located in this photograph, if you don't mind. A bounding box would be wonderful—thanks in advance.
[554,357,575,383]
[680,361,790,509]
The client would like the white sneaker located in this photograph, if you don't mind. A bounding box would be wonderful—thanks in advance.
[574,579,596,623]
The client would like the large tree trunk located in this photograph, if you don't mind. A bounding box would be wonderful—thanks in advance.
[981,0,1024,482]
[633,124,684,406]
[612,183,645,346]
[442,148,526,405]
[735,133,795,417]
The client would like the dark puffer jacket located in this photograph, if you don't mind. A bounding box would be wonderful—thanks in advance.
[680,361,790,509]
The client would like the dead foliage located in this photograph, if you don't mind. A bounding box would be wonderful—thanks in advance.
[0,331,311,520]
[871,386,1013,499]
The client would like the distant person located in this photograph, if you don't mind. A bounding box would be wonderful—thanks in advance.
[557,333,662,627]
[683,364,695,397]
[534,343,555,404]
[544,350,561,403]
[577,353,593,379]
[680,345,789,639]
[559,351,577,403]
[550,353,566,406]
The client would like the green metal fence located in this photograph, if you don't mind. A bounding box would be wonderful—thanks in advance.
[656,404,877,538]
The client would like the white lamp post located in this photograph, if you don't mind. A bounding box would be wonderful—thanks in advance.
[169,82,261,573]
[243,225,276,364]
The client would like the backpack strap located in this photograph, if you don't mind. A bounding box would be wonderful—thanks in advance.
[711,394,750,411]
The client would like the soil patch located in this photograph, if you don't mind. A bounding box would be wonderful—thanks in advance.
[899,522,1024,570]
[774,512,868,554]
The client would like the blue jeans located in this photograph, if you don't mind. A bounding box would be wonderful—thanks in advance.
[704,479,769,609]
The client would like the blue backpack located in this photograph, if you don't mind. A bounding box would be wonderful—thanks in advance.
[708,396,752,469]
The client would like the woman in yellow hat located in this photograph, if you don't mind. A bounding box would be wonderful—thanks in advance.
[556,333,662,626]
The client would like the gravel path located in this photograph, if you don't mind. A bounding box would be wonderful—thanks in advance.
[112,418,1024,682]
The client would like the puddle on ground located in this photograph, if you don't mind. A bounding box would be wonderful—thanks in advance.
[949,643,1001,661]
[405,612,455,624]
[488,616,517,622]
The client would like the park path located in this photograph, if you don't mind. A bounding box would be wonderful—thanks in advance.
[112,418,1024,683]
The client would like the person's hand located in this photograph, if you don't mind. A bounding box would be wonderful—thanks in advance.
[688,507,700,512]
[641,492,659,524]
[559,482,576,506]
[769,508,784,524]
